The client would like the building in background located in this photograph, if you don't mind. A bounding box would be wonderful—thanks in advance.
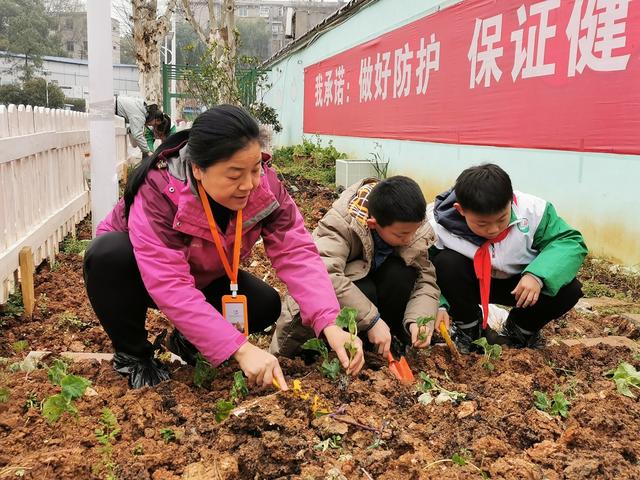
[186,0,345,59]
[0,52,138,102]
[54,12,122,64]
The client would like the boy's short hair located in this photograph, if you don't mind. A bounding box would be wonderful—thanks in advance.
[368,176,426,227]
[454,163,513,215]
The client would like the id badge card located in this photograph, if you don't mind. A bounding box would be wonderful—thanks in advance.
[222,294,249,336]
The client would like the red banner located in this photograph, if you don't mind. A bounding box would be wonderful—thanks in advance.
[303,0,640,155]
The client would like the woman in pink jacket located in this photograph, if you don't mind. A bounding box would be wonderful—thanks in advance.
[84,105,364,388]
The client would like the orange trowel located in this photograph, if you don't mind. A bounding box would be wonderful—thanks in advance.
[386,351,414,384]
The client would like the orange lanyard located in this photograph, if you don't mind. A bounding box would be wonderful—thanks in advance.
[197,182,243,296]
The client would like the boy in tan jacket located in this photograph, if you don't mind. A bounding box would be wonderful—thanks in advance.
[270,176,447,358]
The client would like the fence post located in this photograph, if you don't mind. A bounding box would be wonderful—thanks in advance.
[18,247,35,317]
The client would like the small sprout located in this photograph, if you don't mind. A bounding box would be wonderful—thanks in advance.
[56,311,90,331]
[229,371,249,403]
[193,354,217,388]
[214,400,235,423]
[472,337,502,372]
[605,362,640,398]
[47,358,69,386]
[160,428,176,444]
[95,408,121,445]
[451,452,467,466]
[335,307,358,363]
[367,437,386,450]
[313,435,342,452]
[0,387,9,403]
[132,444,144,455]
[302,338,341,380]
[533,390,570,418]
[42,372,91,423]
[416,371,465,404]
[416,316,434,342]
[11,340,29,354]
[22,392,40,413]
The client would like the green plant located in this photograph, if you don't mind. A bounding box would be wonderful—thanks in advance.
[3,291,24,317]
[214,371,250,422]
[335,307,358,364]
[94,408,120,480]
[416,316,434,342]
[367,437,386,450]
[22,392,40,413]
[313,435,342,452]
[42,364,91,423]
[533,390,570,418]
[11,340,29,354]
[193,353,218,388]
[416,372,466,404]
[56,311,90,331]
[0,387,9,403]
[132,444,144,456]
[301,338,341,380]
[605,362,640,398]
[367,142,389,180]
[37,293,49,316]
[472,337,502,372]
[47,358,69,385]
[160,428,176,444]
[230,371,249,403]
[60,236,90,255]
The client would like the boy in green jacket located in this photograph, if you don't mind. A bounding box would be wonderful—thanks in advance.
[428,164,587,353]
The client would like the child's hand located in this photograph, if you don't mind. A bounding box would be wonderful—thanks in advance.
[366,319,391,356]
[435,308,450,331]
[511,273,542,308]
[323,325,365,375]
[233,342,288,390]
[410,321,434,349]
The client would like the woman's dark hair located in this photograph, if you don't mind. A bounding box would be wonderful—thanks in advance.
[454,163,513,214]
[154,114,172,138]
[124,105,260,218]
[145,103,163,123]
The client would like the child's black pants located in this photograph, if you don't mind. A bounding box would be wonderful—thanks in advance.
[83,232,281,358]
[432,248,582,332]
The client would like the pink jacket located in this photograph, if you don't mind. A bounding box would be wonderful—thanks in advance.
[97,143,339,366]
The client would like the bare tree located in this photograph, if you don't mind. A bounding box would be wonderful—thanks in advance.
[131,0,178,104]
[44,0,84,14]
[181,0,237,104]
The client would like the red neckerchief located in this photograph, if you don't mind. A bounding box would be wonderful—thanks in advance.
[473,227,512,329]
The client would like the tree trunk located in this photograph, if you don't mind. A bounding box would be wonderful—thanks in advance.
[131,0,177,105]
[216,0,237,104]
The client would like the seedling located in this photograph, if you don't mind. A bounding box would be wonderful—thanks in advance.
[533,390,570,418]
[160,428,176,443]
[302,338,341,380]
[229,371,249,402]
[605,362,640,398]
[416,372,466,404]
[416,316,434,342]
[335,307,358,363]
[193,353,218,389]
[22,392,40,413]
[42,363,91,423]
[472,337,502,372]
[132,444,144,456]
[94,408,120,480]
[0,387,9,403]
[11,340,28,354]
[313,434,342,452]
[367,437,386,450]
[56,311,90,331]
[214,371,249,422]
[424,450,489,478]
[47,358,69,385]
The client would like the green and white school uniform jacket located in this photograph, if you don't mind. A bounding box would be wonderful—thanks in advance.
[428,191,588,297]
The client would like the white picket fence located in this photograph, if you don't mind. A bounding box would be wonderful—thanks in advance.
[0,104,128,304]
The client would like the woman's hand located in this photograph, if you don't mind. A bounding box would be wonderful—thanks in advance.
[323,324,365,375]
[233,342,288,390]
